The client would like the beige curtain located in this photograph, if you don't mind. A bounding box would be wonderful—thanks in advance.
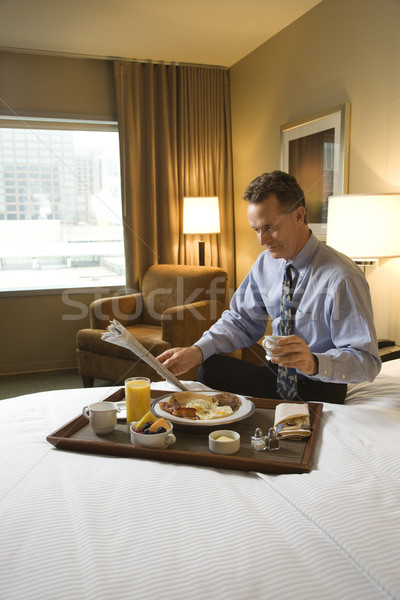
[114,61,235,290]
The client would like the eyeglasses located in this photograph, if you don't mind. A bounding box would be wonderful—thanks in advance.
[255,210,293,235]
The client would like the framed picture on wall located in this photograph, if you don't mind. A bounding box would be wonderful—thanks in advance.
[280,103,350,241]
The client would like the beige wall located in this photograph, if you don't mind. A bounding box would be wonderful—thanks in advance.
[0,290,125,374]
[230,0,400,343]
[0,51,118,375]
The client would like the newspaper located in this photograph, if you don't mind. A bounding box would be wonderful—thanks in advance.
[101,319,188,391]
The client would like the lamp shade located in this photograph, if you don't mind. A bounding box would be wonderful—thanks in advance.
[183,197,220,234]
[326,194,400,258]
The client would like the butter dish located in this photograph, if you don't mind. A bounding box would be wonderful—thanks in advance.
[209,430,240,454]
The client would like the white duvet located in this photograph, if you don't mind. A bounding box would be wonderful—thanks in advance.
[1,361,400,600]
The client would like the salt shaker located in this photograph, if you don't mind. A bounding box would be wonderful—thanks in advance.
[251,427,267,452]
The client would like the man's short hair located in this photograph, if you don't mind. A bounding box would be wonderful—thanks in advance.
[243,170,308,224]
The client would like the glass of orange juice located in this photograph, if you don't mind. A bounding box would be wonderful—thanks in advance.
[125,377,151,426]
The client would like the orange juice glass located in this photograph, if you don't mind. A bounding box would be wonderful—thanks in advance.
[125,377,151,425]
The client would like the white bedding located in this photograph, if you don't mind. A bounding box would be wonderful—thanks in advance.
[1,361,400,600]
[346,358,400,413]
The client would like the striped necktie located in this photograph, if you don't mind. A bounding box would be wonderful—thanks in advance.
[276,261,298,401]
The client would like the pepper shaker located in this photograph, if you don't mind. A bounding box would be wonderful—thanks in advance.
[267,427,280,451]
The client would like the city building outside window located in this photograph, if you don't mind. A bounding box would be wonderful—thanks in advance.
[0,119,125,292]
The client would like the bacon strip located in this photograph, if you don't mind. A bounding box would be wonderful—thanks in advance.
[159,398,179,414]
[159,400,199,419]
[171,406,199,420]
[158,402,175,414]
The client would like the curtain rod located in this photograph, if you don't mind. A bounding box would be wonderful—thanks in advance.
[0,45,229,70]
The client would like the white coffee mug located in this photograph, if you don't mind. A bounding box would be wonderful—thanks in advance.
[262,335,290,359]
[82,401,121,435]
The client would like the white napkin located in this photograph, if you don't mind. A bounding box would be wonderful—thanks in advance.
[151,380,216,393]
[274,402,311,439]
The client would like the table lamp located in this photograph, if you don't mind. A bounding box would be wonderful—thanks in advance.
[326,194,400,271]
[183,196,220,265]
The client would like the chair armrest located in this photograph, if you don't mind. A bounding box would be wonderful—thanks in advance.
[89,293,144,329]
[161,299,225,348]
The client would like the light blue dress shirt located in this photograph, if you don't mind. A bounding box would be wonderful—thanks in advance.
[196,232,381,384]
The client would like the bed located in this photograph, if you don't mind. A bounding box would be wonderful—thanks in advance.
[1,359,400,600]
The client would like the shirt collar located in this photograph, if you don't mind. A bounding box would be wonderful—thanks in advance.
[289,230,318,272]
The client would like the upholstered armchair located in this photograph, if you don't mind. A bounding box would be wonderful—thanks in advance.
[76,264,228,386]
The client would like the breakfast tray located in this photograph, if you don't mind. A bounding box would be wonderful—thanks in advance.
[46,389,323,474]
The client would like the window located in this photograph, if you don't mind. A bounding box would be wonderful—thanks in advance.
[0,118,125,292]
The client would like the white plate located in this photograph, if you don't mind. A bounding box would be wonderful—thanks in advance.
[116,401,127,420]
[152,392,255,426]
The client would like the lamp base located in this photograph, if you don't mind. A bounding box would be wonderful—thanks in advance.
[198,240,205,266]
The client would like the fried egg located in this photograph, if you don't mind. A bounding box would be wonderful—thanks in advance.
[185,398,233,420]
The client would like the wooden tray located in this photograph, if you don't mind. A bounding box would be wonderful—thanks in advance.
[46,388,323,474]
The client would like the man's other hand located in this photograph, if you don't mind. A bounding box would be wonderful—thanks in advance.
[156,345,203,376]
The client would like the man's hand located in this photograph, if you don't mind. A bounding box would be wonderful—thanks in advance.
[269,335,318,376]
[156,345,203,376]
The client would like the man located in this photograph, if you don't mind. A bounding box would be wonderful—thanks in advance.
[157,170,381,404]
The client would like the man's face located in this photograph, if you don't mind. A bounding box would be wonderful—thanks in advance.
[247,193,306,261]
